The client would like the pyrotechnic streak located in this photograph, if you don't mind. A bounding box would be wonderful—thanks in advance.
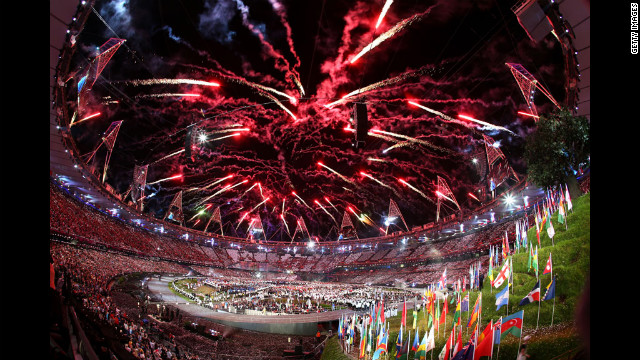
[238,183,258,200]
[282,198,286,215]
[291,191,313,210]
[237,197,270,229]
[366,157,390,163]
[325,66,431,108]
[318,162,356,186]
[258,183,265,199]
[345,126,397,143]
[71,112,101,126]
[382,141,412,153]
[193,219,200,227]
[187,175,234,192]
[517,111,540,119]
[152,149,185,165]
[147,174,182,185]
[210,128,250,134]
[292,76,305,97]
[212,133,241,141]
[251,197,270,213]
[398,178,432,202]
[457,114,515,135]
[314,200,338,224]
[136,93,201,98]
[281,213,290,234]
[375,0,394,29]
[127,79,220,87]
[468,192,480,202]
[324,197,339,213]
[372,129,446,152]
[350,12,424,64]
[198,180,248,205]
[360,172,401,197]
[436,190,454,203]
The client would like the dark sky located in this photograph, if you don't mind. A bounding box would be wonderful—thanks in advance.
[68,0,566,240]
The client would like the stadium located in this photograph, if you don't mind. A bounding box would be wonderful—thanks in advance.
[50,1,590,359]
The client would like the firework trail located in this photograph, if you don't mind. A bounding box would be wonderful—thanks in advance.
[212,133,241,141]
[360,171,401,198]
[344,126,398,144]
[371,129,449,153]
[436,190,454,203]
[382,141,413,153]
[209,127,251,134]
[375,0,394,29]
[468,192,480,202]
[398,178,434,204]
[266,0,305,95]
[71,112,101,126]
[281,213,290,234]
[186,175,234,193]
[324,65,433,108]
[197,180,248,205]
[409,100,514,135]
[135,93,201,99]
[147,174,183,186]
[314,200,338,225]
[323,197,339,213]
[457,114,515,135]
[237,183,259,200]
[126,79,221,87]
[236,197,270,229]
[366,157,391,163]
[291,191,313,210]
[317,162,357,187]
[349,6,435,64]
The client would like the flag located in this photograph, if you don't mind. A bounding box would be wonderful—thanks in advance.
[467,293,481,328]
[558,198,566,224]
[543,253,552,275]
[532,246,539,277]
[438,326,455,360]
[360,324,367,359]
[412,326,419,351]
[380,300,385,324]
[452,324,463,358]
[426,326,435,353]
[565,184,573,211]
[493,317,502,345]
[503,231,510,259]
[527,243,533,272]
[543,276,557,301]
[473,321,494,360]
[452,295,462,326]
[495,283,509,311]
[413,308,418,330]
[547,216,555,239]
[372,326,388,360]
[402,299,407,328]
[488,247,493,283]
[500,310,524,339]
[396,323,403,357]
[491,258,511,288]
[439,268,447,290]
[397,330,410,360]
[415,326,433,360]
[519,280,540,306]
[338,316,343,339]
[461,293,469,312]
[462,277,466,293]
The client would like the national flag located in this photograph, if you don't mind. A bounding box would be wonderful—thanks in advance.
[413,308,418,330]
[452,324,463,358]
[380,299,385,324]
[558,198,566,224]
[495,282,509,311]
[467,293,481,328]
[534,210,541,246]
[438,326,455,360]
[462,277,466,293]
[543,253,552,275]
[503,231,509,259]
[532,246,539,277]
[401,299,407,328]
[397,330,410,360]
[565,184,573,211]
[372,325,388,360]
[519,280,540,306]
[543,276,557,301]
[461,293,469,312]
[338,316,343,339]
[439,268,447,290]
[488,247,494,283]
[452,295,462,326]
[415,326,433,360]
[396,323,403,356]
[527,243,533,272]
[439,300,447,325]
[360,324,367,358]
[474,321,494,360]
[547,217,555,239]
[412,326,419,351]
[500,310,524,339]
[426,326,435,353]
[493,318,502,345]
[491,258,511,288]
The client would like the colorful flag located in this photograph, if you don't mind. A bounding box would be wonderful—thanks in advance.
[533,246,539,277]
[461,293,469,312]
[527,243,533,272]
[395,323,403,357]
[543,253,552,275]
[542,276,557,301]
[438,326,455,360]
[473,321,494,360]
[452,324,463,358]
[492,258,511,288]
[412,326,419,352]
[452,295,462,326]
[500,310,524,339]
[360,324,367,358]
[493,317,502,345]
[519,280,540,306]
[565,184,573,211]
[401,299,407,328]
[488,247,494,283]
[467,293,481,328]
[547,216,555,239]
[397,330,410,360]
[558,198,566,224]
[495,283,509,311]
[462,276,466,293]
[415,326,433,360]
[438,268,447,290]
[372,325,388,360]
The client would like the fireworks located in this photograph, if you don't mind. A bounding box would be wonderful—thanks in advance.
[398,178,433,203]
[135,93,201,99]
[371,129,447,153]
[314,200,338,225]
[291,191,313,210]
[468,192,481,202]
[146,174,183,186]
[324,196,339,213]
[317,162,356,187]
[435,190,454,203]
[360,171,401,198]
[187,175,234,192]
[71,112,101,126]
[127,78,221,87]
[350,12,425,64]
[197,179,248,205]
[458,114,515,135]
[212,133,241,141]
[375,0,394,29]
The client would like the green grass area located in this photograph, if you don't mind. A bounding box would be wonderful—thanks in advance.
[320,336,352,360]
[323,193,590,359]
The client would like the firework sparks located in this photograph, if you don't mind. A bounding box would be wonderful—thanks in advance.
[318,162,356,187]
[212,133,241,141]
[458,114,515,135]
[371,129,447,153]
[366,157,390,163]
[468,192,480,202]
[324,196,339,213]
[360,171,401,198]
[146,174,183,186]
[350,12,425,64]
[291,191,313,210]
[135,93,201,99]
[71,112,101,126]
[435,190,454,203]
[315,200,338,225]
[126,78,221,87]
[375,0,394,29]
[197,179,248,205]
[398,178,433,203]
[187,175,234,192]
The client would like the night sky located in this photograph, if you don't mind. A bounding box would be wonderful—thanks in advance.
[67,0,566,240]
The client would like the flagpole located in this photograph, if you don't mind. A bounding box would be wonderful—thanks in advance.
[516,310,524,360]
